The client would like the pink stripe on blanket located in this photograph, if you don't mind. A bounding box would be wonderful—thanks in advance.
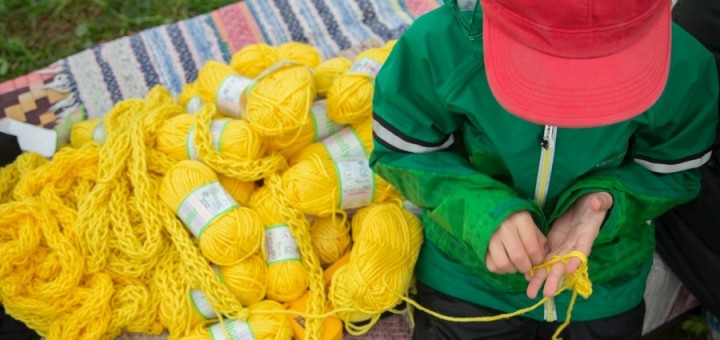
[215,3,266,53]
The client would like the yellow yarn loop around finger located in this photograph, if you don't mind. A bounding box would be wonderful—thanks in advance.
[328,201,423,335]
[314,57,353,97]
[249,184,309,302]
[182,300,292,340]
[283,154,397,217]
[278,41,323,68]
[291,118,372,165]
[159,160,264,266]
[70,118,104,147]
[230,43,281,78]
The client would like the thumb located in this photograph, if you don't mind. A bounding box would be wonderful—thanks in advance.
[590,192,613,212]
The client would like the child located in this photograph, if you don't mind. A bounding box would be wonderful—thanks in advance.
[369,0,718,338]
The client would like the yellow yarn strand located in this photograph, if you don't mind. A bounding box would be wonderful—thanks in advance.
[0,152,47,204]
[402,250,592,340]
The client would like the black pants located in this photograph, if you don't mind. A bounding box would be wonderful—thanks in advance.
[411,283,645,340]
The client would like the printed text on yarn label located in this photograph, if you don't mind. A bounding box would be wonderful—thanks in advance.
[185,120,229,161]
[216,75,252,118]
[189,289,217,320]
[349,57,383,78]
[336,159,375,209]
[323,127,366,162]
[209,320,255,340]
[265,225,301,264]
[311,99,343,141]
[177,182,238,239]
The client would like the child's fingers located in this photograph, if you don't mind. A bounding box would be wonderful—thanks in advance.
[543,261,567,297]
[526,267,547,299]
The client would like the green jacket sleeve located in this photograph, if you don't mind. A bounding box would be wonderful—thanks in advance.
[551,30,718,248]
[369,32,545,265]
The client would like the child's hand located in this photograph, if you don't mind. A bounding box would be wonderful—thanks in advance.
[485,211,547,275]
[525,192,613,299]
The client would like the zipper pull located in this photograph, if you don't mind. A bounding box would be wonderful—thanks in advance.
[540,125,556,150]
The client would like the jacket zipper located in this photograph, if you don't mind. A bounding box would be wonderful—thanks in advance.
[535,125,558,321]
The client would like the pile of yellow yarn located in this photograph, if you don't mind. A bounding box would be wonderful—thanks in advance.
[230,41,322,78]
[291,118,373,165]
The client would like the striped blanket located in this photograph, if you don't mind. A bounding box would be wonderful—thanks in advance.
[0,0,441,146]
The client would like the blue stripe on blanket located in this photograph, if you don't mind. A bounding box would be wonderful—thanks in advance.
[292,0,336,57]
[204,16,232,63]
[329,1,374,43]
[371,0,411,34]
[185,16,218,65]
[310,0,352,51]
[354,0,395,40]
[144,28,184,94]
[166,24,198,83]
[272,0,309,43]
[130,35,160,88]
[92,45,123,103]
[247,0,289,43]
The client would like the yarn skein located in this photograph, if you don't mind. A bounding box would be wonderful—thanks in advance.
[217,254,268,306]
[70,118,105,148]
[328,201,423,334]
[249,185,309,302]
[264,99,345,160]
[182,300,293,340]
[230,43,281,79]
[196,61,255,118]
[309,214,352,268]
[159,160,264,266]
[278,41,322,68]
[291,118,372,165]
[155,113,265,163]
[326,46,393,125]
[313,57,353,98]
[178,82,204,114]
[282,154,397,217]
[217,174,256,206]
[244,61,316,138]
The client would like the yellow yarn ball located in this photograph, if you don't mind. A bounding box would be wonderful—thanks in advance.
[309,214,352,268]
[245,62,316,137]
[230,43,281,78]
[196,60,255,118]
[70,118,104,148]
[278,41,322,68]
[178,82,204,114]
[283,154,396,217]
[326,47,392,125]
[351,199,404,243]
[217,174,256,206]
[291,118,372,165]
[182,300,292,340]
[264,99,345,159]
[314,57,353,98]
[187,289,219,327]
[156,114,265,163]
[248,185,309,302]
[329,201,423,325]
[354,45,393,64]
[159,160,264,265]
[218,254,267,306]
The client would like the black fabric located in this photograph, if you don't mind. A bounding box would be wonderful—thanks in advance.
[0,132,38,339]
[653,0,720,319]
[411,283,644,340]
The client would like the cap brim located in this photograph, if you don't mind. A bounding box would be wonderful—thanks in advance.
[484,1,671,128]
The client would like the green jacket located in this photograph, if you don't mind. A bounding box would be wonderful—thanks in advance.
[369,0,718,321]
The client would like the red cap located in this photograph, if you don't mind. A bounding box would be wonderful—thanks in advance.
[482,0,671,127]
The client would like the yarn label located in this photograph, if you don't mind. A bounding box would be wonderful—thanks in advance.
[177,181,239,239]
[336,159,375,209]
[311,99,343,141]
[186,96,203,114]
[264,225,301,264]
[209,320,255,340]
[349,57,383,78]
[189,289,217,320]
[185,120,229,160]
[216,75,252,118]
[322,127,367,162]
[92,123,106,143]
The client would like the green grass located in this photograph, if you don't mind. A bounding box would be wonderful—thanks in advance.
[0,0,238,82]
